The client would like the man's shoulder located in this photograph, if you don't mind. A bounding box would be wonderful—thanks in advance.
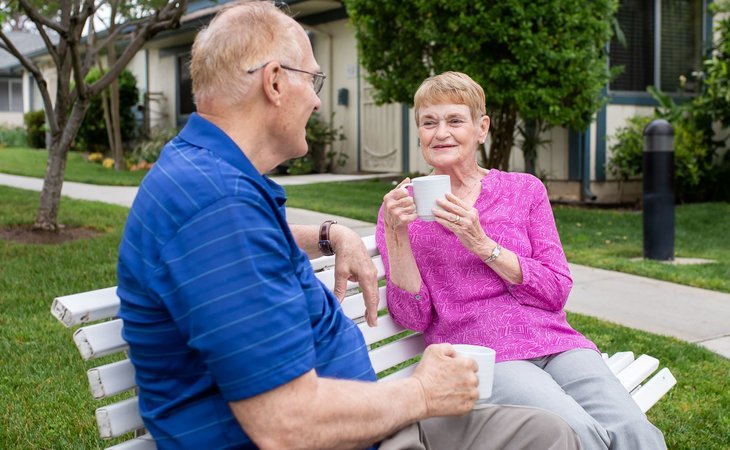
[141,138,262,211]
[125,137,269,253]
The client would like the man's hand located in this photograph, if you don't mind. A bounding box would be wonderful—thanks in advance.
[411,344,478,417]
[330,225,380,326]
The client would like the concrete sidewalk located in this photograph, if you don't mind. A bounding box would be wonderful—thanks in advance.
[2,172,728,358]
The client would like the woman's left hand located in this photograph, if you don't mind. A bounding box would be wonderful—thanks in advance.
[433,192,492,256]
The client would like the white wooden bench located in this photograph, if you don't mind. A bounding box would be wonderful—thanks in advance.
[51,235,677,449]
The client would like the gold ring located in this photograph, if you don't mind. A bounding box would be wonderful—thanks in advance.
[453,215,461,224]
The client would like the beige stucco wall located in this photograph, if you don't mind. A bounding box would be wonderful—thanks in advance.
[307,19,360,173]
[0,111,23,126]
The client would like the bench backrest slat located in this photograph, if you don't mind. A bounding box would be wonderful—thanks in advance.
[340,286,388,321]
[96,396,144,438]
[357,314,411,347]
[52,286,120,327]
[73,319,127,360]
[88,359,136,400]
[314,255,385,292]
[105,435,156,450]
[368,333,426,374]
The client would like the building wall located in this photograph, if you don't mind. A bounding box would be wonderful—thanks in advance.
[307,19,360,173]
[0,111,23,126]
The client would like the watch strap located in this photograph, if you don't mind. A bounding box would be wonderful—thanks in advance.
[318,220,337,256]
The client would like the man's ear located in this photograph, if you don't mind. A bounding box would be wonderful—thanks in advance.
[262,63,283,106]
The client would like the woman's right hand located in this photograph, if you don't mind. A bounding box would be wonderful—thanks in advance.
[382,178,418,233]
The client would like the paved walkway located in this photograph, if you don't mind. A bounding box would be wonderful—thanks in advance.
[2,172,728,358]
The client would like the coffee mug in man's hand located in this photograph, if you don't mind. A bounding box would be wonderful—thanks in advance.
[402,175,451,221]
[453,344,496,409]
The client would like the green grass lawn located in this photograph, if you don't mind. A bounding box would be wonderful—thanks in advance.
[0,146,147,185]
[0,184,729,448]
[285,180,730,293]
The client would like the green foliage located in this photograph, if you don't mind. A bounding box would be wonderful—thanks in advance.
[128,126,177,166]
[607,112,715,202]
[702,0,730,128]
[344,0,618,169]
[608,0,730,204]
[76,68,140,152]
[0,124,27,148]
[607,115,650,182]
[22,110,46,149]
[287,112,347,175]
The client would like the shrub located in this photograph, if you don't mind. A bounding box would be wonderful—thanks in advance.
[23,110,46,149]
[127,126,177,170]
[0,124,27,147]
[76,68,140,152]
[608,105,720,203]
[285,112,347,175]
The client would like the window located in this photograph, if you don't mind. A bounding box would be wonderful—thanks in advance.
[609,0,705,94]
[178,53,195,117]
[0,78,23,112]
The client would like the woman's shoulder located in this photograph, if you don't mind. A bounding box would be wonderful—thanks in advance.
[489,169,544,193]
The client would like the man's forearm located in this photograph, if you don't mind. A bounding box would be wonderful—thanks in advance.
[231,371,427,450]
[290,224,322,258]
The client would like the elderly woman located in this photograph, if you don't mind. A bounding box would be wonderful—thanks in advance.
[376,71,666,450]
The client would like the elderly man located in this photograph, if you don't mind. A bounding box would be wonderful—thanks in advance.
[117,1,580,449]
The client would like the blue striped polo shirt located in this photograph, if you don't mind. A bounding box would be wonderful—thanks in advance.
[117,113,376,449]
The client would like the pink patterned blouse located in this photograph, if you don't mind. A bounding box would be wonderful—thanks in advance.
[375,169,598,363]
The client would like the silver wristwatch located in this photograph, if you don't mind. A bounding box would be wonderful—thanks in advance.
[483,243,502,264]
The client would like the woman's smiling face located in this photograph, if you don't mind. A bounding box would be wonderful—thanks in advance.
[417,103,489,170]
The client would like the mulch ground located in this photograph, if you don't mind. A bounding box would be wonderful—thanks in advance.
[0,225,102,245]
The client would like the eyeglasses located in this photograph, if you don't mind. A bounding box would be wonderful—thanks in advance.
[247,62,326,94]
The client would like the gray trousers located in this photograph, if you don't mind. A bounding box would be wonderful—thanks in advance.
[489,349,666,450]
[379,404,581,450]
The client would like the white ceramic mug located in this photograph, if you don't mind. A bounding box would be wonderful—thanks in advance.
[402,175,451,221]
[452,344,496,409]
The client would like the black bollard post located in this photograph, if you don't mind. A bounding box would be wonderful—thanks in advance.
[642,119,675,261]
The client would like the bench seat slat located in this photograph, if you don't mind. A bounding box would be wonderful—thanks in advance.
[605,351,635,375]
[88,359,136,399]
[630,368,677,413]
[74,319,128,360]
[615,354,660,391]
[51,287,120,327]
[96,397,145,438]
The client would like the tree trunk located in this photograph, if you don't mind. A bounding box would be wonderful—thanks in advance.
[111,78,124,170]
[33,136,68,231]
[106,38,125,171]
[33,100,90,231]
[485,106,517,171]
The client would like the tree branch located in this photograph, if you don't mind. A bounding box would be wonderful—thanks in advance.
[18,0,68,36]
[0,29,59,134]
[69,38,88,99]
[89,0,187,96]
[81,15,97,76]
[93,16,148,54]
